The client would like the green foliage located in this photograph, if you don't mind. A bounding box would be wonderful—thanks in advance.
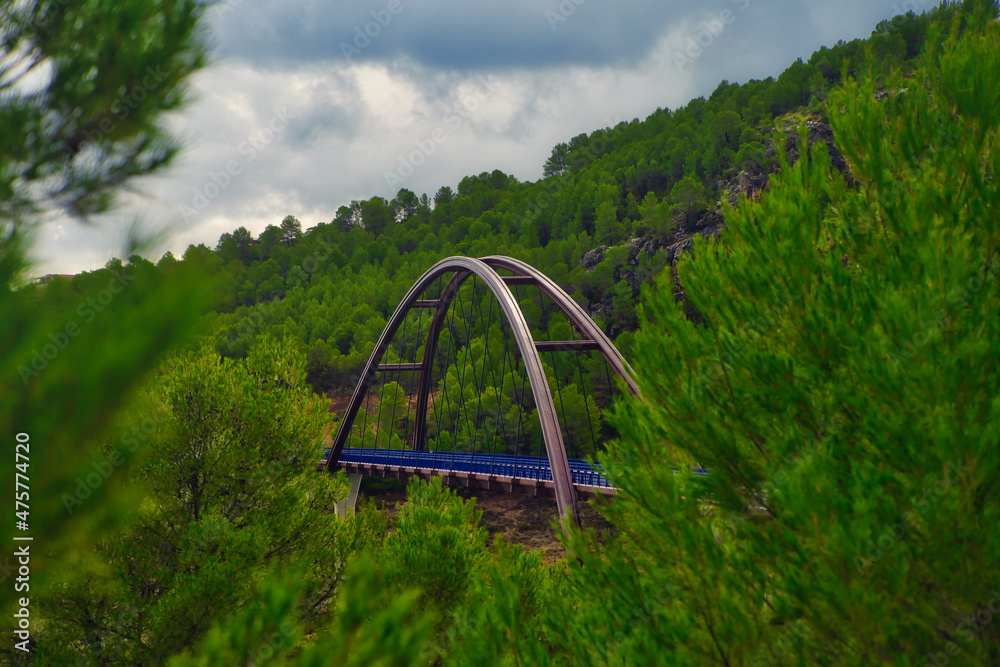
[147,337,327,522]
[445,537,554,667]
[0,248,213,638]
[171,559,432,667]
[167,572,304,667]
[0,0,212,606]
[379,478,487,612]
[293,562,432,667]
[669,175,708,232]
[375,381,410,448]
[28,339,378,664]
[165,4,962,396]
[0,0,211,592]
[594,201,626,245]
[434,186,455,206]
[712,110,743,150]
[280,215,304,247]
[217,226,254,264]
[359,197,393,237]
[544,142,570,178]
[0,0,209,219]
[639,191,675,239]
[559,14,1000,665]
[13,5,997,666]
[259,223,284,257]
[734,140,770,174]
[391,188,423,222]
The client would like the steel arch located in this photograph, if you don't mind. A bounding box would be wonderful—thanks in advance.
[480,255,640,399]
[324,255,637,526]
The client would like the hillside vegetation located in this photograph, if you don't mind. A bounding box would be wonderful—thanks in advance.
[182,2,958,400]
[2,1,998,665]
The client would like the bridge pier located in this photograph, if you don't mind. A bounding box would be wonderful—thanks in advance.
[334,473,363,518]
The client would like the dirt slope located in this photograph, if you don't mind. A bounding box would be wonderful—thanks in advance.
[358,479,617,565]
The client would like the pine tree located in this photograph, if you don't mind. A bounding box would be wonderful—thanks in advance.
[550,12,1000,665]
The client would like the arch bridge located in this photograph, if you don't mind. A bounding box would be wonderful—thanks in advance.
[320,255,639,527]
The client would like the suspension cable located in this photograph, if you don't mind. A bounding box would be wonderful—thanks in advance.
[436,272,461,466]
[451,278,477,470]
[570,317,599,458]
[359,364,373,455]
[386,304,409,450]
[509,282,538,479]
[469,286,497,464]
[404,294,424,448]
[489,307,512,476]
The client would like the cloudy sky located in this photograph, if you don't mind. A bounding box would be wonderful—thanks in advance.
[33,0,918,275]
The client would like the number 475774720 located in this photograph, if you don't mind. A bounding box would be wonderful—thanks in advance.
[15,440,29,526]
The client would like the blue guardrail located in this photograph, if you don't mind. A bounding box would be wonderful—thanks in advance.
[325,447,613,488]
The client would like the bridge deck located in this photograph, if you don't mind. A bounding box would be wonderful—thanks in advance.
[319,448,616,497]
[318,448,708,499]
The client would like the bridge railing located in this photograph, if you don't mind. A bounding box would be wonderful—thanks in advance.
[324,447,613,489]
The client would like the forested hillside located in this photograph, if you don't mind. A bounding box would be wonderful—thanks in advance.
[153,3,955,401]
[3,1,999,665]
[22,5,952,404]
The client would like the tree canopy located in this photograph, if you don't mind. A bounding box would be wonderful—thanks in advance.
[7,2,1000,665]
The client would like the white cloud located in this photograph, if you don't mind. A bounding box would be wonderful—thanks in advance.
[28,0,912,276]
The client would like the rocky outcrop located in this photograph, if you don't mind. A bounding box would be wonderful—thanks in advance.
[580,245,608,270]
[627,236,658,265]
[727,170,769,208]
[576,111,850,328]
[782,118,852,178]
